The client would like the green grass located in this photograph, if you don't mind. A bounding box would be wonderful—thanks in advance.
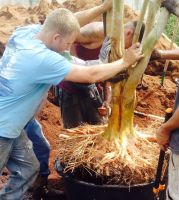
[164,14,179,46]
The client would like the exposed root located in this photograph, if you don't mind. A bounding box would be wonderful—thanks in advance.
[57,124,160,186]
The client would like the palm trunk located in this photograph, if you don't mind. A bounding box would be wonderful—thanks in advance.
[104,1,170,147]
[132,0,149,44]
[103,0,124,141]
[142,0,161,44]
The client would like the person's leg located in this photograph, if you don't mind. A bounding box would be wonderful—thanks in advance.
[82,96,102,125]
[62,105,84,128]
[0,131,39,200]
[0,136,13,175]
[61,91,84,128]
[25,118,66,199]
[166,152,179,200]
[25,118,50,177]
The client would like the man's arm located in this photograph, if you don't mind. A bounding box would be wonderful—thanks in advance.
[65,43,143,83]
[151,48,179,60]
[158,49,179,60]
[156,107,179,150]
[74,0,112,27]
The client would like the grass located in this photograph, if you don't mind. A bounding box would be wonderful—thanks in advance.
[164,14,179,46]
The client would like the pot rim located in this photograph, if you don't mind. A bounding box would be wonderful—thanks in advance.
[54,158,154,189]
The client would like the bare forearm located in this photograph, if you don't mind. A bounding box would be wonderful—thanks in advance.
[159,49,179,60]
[65,59,128,83]
[162,107,179,133]
[66,43,143,83]
[86,59,130,82]
[75,5,107,27]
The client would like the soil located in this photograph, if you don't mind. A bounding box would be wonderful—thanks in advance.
[0,0,178,199]
[135,75,176,129]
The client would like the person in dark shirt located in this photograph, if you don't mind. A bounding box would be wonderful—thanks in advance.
[155,48,179,200]
[58,20,145,128]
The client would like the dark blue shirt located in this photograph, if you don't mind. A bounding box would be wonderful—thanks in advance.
[170,86,179,154]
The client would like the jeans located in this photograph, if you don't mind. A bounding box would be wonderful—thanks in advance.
[0,131,39,200]
[166,152,179,200]
[25,118,51,177]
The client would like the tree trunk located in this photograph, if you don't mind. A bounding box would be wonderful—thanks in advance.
[104,1,170,147]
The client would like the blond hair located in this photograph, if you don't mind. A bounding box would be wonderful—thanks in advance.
[43,8,80,37]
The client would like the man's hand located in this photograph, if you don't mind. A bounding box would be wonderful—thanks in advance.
[99,40,143,82]
[156,125,171,151]
[98,106,108,116]
[98,102,111,117]
[103,101,111,115]
[150,48,162,60]
[123,43,144,68]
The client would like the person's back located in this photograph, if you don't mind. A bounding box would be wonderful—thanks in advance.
[71,21,104,59]
[0,24,71,137]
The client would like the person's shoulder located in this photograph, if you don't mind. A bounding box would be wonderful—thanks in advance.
[9,25,41,42]
[7,24,43,51]
[15,24,42,34]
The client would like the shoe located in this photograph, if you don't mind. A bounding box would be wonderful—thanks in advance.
[33,185,66,200]
[32,175,66,200]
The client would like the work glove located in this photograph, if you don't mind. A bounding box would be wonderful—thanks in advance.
[99,36,128,83]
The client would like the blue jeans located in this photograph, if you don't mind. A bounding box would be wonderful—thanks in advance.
[0,131,39,200]
[25,118,51,177]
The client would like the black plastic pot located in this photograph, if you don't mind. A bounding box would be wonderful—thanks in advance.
[55,159,157,200]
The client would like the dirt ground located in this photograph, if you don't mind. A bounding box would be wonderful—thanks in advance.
[0,0,178,199]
